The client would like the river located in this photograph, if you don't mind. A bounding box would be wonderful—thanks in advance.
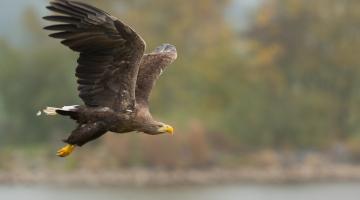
[1,182,360,200]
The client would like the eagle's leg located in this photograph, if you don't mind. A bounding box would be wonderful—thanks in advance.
[57,122,107,157]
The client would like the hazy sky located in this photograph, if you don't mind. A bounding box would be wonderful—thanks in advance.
[0,0,261,45]
[227,0,261,30]
[0,0,47,44]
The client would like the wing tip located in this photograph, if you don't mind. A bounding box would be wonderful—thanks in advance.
[45,5,53,10]
[42,16,56,21]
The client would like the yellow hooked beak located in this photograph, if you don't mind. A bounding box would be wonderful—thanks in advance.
[158,125,174,135]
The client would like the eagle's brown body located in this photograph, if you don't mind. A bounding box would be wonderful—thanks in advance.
[42,0,177,155]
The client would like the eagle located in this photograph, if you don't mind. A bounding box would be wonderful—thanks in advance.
[41,0,177,157]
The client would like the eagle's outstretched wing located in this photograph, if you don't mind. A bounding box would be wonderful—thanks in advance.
[135,44,177,106]
[44,0,145,111]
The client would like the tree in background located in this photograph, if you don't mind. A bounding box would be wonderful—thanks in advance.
[246,0,360,148]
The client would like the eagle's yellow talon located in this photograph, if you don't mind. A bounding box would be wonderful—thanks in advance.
[56,145,75,157]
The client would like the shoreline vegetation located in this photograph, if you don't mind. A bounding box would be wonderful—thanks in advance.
[2,140,360,186]
[2,132,360,187]
[2,165,360,186]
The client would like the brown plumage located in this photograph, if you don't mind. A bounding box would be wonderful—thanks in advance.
[42,0,177,156]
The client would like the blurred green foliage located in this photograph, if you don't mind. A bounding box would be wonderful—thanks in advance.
[1,0,360,164]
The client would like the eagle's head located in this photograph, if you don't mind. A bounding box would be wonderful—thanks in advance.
[138,121,174,135]
[155,122,174,135]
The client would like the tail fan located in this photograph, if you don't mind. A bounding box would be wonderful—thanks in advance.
[43,107,59,116]
[42,105,79,119]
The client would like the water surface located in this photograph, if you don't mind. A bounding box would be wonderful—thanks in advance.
[1,182,360,200]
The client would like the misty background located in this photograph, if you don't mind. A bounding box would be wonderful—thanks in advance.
[1,0,360,186]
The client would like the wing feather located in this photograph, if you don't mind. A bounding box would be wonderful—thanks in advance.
[44,0,146,110]
[135,45,177,106]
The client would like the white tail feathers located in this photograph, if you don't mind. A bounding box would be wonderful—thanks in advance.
[43,107,59,116]
[39,105,79,116]
[36,111,42,116]
[61,105,78,111]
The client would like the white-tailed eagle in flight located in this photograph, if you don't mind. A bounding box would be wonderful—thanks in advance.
[41,0,177,157]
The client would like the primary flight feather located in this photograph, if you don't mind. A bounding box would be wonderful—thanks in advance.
[42,0,177,157]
